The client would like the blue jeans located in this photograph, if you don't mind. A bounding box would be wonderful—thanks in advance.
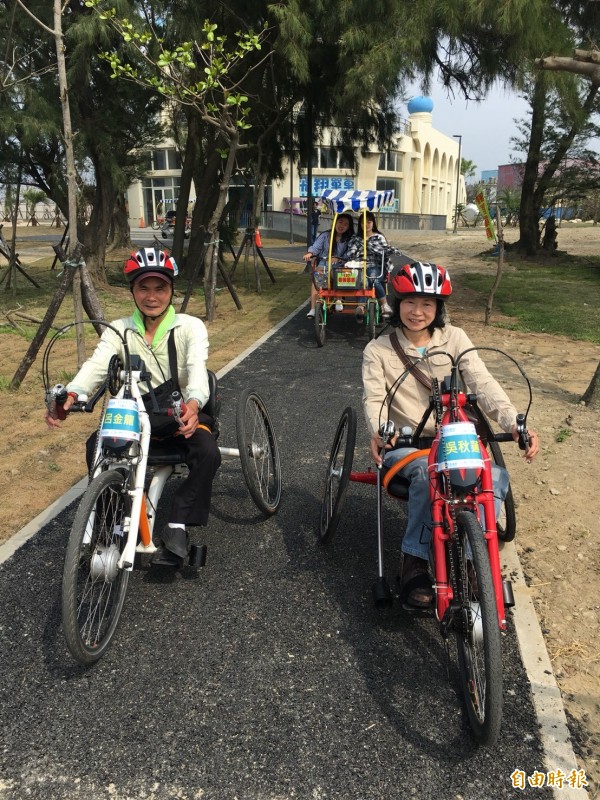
[383,447,510,560]
[357,264,386,303]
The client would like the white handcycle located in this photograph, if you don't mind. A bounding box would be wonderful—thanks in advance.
[44,324,281,664]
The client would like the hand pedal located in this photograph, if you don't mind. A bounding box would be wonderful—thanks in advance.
[189,544,207,568]
[372,577,393,609]
[503,579,515,608]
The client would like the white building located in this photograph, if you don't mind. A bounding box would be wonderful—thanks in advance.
[273,97,464,225]
[127,96,464,230]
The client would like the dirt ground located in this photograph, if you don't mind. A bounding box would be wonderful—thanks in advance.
[1,224,599,796]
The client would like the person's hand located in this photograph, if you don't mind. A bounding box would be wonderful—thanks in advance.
[512,424,539,463]
[44,393,75,429]
[303,252,314,262]
[369,432,397,465]
[177,398,200,439]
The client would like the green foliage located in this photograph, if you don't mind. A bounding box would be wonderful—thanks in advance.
[555,428,572,443]
[84,4,264,136]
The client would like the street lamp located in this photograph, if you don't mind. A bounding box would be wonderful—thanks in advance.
[453,134,462,234]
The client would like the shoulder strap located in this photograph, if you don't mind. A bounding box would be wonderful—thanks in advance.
[389,331,432,391]
[167,329,180,391]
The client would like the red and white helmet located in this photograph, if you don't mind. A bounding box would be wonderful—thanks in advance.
[389,261,452,298]
[123,247,178,285]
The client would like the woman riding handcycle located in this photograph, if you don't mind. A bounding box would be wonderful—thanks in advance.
[363,261,539,609]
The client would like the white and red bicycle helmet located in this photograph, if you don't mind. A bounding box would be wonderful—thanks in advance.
[390,261,452,298]
[123,247,178,285]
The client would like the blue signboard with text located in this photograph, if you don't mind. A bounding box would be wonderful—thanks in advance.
[299,177,355,197]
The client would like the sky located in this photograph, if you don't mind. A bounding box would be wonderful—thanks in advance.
[403,82,531,177]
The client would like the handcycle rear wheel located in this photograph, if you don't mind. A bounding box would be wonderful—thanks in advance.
[453,510,503,745]
[319,406,357,543]
[487,440,517,543]
[62,469,131,664]
[314,300,326,347]
[236,389,282,516]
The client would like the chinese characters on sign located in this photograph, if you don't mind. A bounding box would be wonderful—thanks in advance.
[299,177,355,196]
[510,768,588,791]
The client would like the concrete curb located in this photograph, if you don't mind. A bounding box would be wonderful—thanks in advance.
[0,477,88,565]
[502,543,589,799]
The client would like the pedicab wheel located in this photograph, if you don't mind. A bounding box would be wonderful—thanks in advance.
[367,300,377,341]
[236,389,282,516]
[487,440,516,543]
[454,510,503,745]
[314,300,326,347]
[62,469,131,664]
[319,406,357,543]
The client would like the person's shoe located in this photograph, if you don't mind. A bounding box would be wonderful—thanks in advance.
[306,308,315,318]
[381,302,393,318]
[151,523,189,568]
[399,553,434,609]
[355,305,365,322]
[334,300,344,312]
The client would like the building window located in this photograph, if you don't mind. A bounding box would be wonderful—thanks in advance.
[301,146,355,169]
[378,150,401,172]
[376,178,400,210]
[149,148,181,172]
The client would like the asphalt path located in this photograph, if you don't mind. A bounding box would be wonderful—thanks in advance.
[0,309,554,800]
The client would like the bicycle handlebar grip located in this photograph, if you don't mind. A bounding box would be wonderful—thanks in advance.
[516,412,530,451]
[52,384,69,420]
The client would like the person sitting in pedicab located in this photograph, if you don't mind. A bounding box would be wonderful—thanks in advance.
[362,261,539,609]
[44,247,222,568]
[347,210,393,322]
[303,213,354,318]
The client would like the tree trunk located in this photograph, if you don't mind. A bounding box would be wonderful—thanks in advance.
[82,154,117,285]
[186,130,223,284]
[204,131,239,321]
[171,111,199,266]
[518,75,547,255]
[107,192,133,252]
[581,361,600,409]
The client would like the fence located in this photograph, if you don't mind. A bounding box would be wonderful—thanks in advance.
[256,210,448,237]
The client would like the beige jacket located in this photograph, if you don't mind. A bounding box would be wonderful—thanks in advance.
[362,324,517,438]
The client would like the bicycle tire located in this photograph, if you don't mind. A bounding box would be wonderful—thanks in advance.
[367,300,377,341]
[453,510,503,745]
[487,440,517,543]
[314,300,326,347]
[236,389,282,516]
[62,469,131,664]
[319,407,357,543]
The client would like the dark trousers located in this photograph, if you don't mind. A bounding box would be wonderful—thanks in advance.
[86,420,221,527]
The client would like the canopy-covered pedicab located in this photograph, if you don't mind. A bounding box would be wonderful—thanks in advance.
[311,189,395,346]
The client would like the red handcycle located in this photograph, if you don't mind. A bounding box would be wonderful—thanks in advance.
[318,347,532,745]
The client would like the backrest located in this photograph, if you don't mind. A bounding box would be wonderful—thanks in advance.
[203,370,220,420]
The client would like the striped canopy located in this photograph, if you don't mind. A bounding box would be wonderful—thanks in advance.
[320,189,394,214]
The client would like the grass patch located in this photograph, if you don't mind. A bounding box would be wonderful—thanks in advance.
[555,428,573,443]
[461,254,600,344]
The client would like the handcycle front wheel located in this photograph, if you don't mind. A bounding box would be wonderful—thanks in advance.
[236,389,282,516]
[62,469,131,665]
[453,510,503,746]
[319,406,357,543]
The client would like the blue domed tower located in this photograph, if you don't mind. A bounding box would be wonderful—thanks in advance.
[407,96,434,115]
